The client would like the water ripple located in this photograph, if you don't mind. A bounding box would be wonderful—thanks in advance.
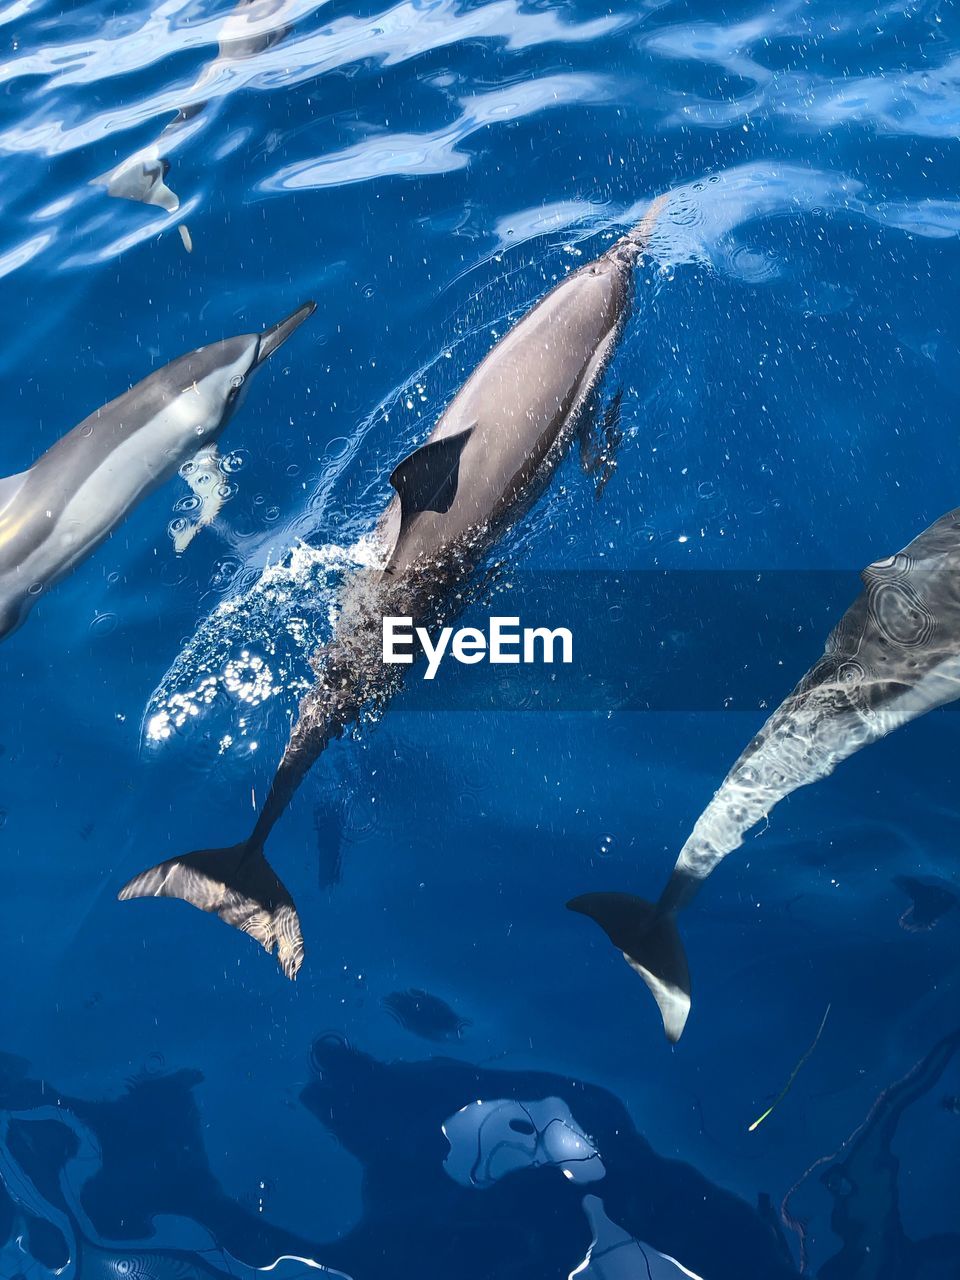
[1,0,627,156]
[674,45,960,136]
[263,73,616,191]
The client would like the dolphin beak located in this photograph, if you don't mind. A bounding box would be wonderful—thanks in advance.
[254,300,316,367]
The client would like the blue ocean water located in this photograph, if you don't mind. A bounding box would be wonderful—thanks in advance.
[2,0,960,1275]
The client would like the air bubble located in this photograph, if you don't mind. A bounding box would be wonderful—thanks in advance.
[90,613,118,637]
[219,450,248,474]
[210,558,240,591]
[325,437,350,460]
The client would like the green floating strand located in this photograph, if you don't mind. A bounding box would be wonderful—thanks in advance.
[748,1003,832,1133]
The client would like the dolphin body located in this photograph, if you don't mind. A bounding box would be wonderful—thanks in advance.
[570,505,960,1042]
[119,197,667,979]
[0,302,314,641]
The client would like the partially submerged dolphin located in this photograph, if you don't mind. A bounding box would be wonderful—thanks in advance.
[0,302,314,641]
[119,197,667,978]
[570,505,960,1041]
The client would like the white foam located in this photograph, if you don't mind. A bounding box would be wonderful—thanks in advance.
[143,535,383,749]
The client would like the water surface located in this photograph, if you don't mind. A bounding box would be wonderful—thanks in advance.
[1,0,959,1274]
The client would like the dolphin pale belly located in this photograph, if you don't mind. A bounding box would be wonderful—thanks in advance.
[119,197,667,979]
[0,301,314,641]
[570,505,960,1042]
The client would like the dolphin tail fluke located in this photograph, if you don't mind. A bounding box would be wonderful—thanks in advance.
[567,891,690,1042]
[118,841,304,979]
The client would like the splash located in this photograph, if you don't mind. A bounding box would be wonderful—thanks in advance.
[142,536,382,749]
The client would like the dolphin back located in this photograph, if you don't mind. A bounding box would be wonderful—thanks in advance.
[385,254,634,571]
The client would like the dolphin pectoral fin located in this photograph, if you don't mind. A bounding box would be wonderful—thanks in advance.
[390,426,474,524]
[173,445,226,554]
[567,891,691,1042]
[118,842,304,979]
[0,469,29,515]
[578,389,624,500]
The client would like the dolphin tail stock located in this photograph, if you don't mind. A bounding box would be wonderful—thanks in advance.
[611,191,670,266]
[567,883,692,1043]
[118,840,304,979]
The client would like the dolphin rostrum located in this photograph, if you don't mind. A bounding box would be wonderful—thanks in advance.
[0,302,315,641]
[569,505,960,1042]
[118,197,668,979]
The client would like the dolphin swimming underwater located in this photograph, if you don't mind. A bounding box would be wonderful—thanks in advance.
[118,196,668,979]
[95,0,296,251]
[0,301,314,641]
[569,505,960,1042]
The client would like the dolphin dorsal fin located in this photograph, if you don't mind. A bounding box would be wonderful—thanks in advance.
[0,470,29,515]
[390,426,473,524]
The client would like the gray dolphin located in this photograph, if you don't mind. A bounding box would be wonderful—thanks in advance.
[0,301,315,641]
[118,197,668,979]
[569,505,960,1042]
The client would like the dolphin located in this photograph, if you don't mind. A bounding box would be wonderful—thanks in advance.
[94,0,296,251]
[0,301,315,641]
[569,505,960,1042]
[118,196,668,979]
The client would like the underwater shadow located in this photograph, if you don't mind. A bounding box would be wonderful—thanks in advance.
[301,1035,799,1280]
[0,1050,341,1278]
[783,1026,960,1278]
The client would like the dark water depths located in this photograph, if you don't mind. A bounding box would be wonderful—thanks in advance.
[1,0,960,1274]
